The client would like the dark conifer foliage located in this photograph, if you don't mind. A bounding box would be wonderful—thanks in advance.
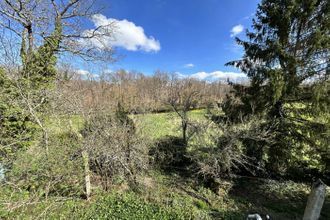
[225,0,329,176]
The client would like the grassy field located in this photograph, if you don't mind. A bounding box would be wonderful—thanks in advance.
[131,109,208,139]
[1,110,329,219]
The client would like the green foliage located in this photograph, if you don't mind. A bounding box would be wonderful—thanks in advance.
[7,131,84,197]
[76,192,192,219]
[0,69,36,166]
[1,17,63,169]
[225,0,330,177]
[0,186,84,219]
[21,20,62,87]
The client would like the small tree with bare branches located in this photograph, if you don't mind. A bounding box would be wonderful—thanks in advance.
[167,75,200,145]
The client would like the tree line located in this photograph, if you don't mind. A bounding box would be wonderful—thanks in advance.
[58,69,232,115]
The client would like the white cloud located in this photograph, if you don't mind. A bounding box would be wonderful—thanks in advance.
[184,63,195,68]
[76,69,99,78]
[76,69,89,75]
[230,24,244,37]
[83,14,160,52]
[190,70,247,82]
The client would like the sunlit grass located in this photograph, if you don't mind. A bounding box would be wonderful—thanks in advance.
[131,109,208,140]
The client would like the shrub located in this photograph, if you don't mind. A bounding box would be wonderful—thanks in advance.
[7,132,84,197]
[0,69,36,167]
[81,112,149,190]
[192,117,274,182]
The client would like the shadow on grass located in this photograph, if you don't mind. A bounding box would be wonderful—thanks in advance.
[227,177,330,220]
[149,136,194,177]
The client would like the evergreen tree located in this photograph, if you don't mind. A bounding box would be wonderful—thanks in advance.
[0,9,63,166]
[0,68,35,166]
[226,0,329,176]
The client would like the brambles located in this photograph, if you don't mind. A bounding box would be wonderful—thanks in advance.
[192,117,274,181]
[81,111,149,190]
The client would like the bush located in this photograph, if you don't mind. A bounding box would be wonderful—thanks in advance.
[192,117,274,182]
[81,112,149,190]
[0,69,36,167]
[7,132,84,197]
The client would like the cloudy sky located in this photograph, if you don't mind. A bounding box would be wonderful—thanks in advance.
[77,0,260,81]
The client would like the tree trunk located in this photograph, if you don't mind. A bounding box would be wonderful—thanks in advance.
[82,150,91,200]
[27,24,33,58]
[182,120,187,145]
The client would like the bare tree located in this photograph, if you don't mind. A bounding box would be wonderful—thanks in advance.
[0,0,115,65]
[167,74,200,145]
[0,0,117,153]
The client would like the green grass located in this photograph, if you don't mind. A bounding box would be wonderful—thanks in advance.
[3,171,328,219]
[131,109,208,140]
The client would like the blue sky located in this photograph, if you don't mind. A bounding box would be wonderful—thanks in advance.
[78,0,260,80]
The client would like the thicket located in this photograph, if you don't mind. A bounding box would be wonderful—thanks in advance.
[81,109,150,190]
